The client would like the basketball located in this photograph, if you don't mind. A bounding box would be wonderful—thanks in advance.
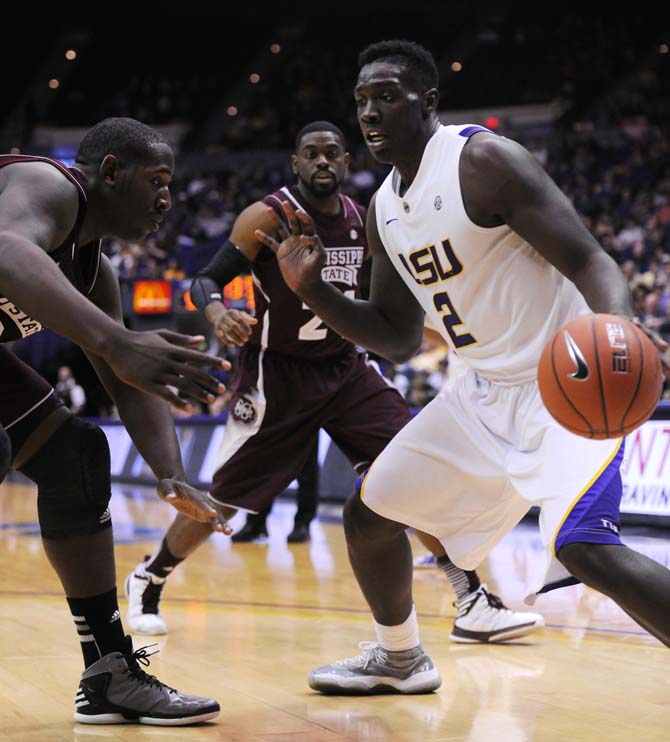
[538,314,663,439]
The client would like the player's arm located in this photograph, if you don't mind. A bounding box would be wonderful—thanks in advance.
[461,134,633,318]
[256,195,425,363]
[0,163,228,405]
[189,202,274,345]
[0,163,128,354]
[84,255,230,531]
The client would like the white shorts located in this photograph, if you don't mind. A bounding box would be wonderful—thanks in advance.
[360,366,624,600]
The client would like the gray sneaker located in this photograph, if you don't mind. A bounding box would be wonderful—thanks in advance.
[74,637,220,725]
[308,642,441,695]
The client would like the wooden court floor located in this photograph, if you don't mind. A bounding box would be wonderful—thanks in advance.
[0,478,668,742]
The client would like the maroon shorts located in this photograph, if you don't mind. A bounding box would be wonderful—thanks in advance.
[0,346,63,454]
[210,347,412,512]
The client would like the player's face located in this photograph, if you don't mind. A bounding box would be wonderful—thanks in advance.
[111,143,174,241]
[354,61,426,165]
[292,132,349,197]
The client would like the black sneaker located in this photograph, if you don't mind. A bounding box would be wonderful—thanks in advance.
[74,637,220,725]
[231,521,268,543]
[287,523,310,543]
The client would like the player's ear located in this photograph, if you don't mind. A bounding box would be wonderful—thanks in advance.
[290,153,299,175]
[422,88,439,117]
[343,151,351,170]
[99,155,121,186]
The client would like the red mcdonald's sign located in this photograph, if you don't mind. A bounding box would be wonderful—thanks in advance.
[133,280,173,314]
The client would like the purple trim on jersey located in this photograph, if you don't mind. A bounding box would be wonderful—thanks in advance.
[554,440,625,554]
[459,125,492,138]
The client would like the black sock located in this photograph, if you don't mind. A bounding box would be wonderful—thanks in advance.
[145,537,184,579]
[437,555,481,601]
[67,587,126,667]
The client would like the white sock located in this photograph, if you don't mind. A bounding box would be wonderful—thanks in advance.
[373,606,420,651]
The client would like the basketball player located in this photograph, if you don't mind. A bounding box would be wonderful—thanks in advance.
[0,118,228,723]
[126,121,542,644]
[230,433,319,543]
[255,42,670,694]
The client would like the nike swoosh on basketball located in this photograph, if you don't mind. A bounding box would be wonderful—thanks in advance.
[564,330,590,380]
[385,218,399,225]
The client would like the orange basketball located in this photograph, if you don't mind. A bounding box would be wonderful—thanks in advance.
[538,314,663,439]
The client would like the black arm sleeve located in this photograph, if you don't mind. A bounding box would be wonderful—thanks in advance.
[189,240,252,313]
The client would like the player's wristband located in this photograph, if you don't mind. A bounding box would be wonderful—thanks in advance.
[189,241,252,312]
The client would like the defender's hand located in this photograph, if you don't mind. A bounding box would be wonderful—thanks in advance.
[254,201,325,297]
[104,330,231,410]
[206,305,257,347]
[157,479,233,534]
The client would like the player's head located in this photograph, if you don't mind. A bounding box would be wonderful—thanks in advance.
[76,117,174,241]
[355,40,439,164]
[292,121,349,198]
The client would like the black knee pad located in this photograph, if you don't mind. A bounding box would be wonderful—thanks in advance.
[0,425,11,484]
[20,416,112,539]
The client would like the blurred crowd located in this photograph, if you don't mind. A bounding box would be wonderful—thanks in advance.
[11,19,670,414]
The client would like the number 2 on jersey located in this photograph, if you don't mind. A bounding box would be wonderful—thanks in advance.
[299,290,355,341]
[433,291,476,348]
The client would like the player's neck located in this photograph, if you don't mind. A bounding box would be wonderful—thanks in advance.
[296,182,341,216]
[75,165,107,244]
[394,119,440,195]
[77,197,106,245]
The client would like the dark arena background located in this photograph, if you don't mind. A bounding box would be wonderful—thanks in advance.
[0,10,668,741]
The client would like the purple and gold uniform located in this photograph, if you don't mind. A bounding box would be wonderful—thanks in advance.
[0,155,101,449]
[210,185,412,512]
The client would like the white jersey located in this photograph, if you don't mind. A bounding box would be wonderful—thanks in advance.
[375,124,591,385]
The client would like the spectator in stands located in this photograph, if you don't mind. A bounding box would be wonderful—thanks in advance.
[55,366,86,416]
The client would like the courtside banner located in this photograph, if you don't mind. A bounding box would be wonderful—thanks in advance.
[620,419,670,516]
[97,404,670,524]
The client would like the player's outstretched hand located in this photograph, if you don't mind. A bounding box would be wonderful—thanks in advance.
[633,318,670,381]
[104,329,231,410]
[206,304,257,347]
[255,201,325,297]
[157,479,233,534]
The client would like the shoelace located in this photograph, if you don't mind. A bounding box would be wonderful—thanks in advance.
[334,641,388,669]
[124,644,177,693]
[481,587,507,611]
[454,587,509,614]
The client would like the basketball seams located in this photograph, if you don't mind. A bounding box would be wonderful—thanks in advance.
[591,316,610,437]
[620,325,644,431]
[540,314,661,440]
[549,334,593,437]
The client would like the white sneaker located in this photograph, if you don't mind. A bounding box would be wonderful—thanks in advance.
[308,642,441,695]
[450,584,544,643]
[124,559,168,635]
[413,553,439,569]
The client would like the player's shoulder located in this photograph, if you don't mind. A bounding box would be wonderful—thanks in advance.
[1,158,79,201]
[0,158,81,241]
[235,198,278,230]
[262,185,292,207]
[341,193,367,226]
[461,131,529,178]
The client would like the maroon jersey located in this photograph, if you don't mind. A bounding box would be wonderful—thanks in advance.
[0,154,101,343]
[248,185,367,359]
